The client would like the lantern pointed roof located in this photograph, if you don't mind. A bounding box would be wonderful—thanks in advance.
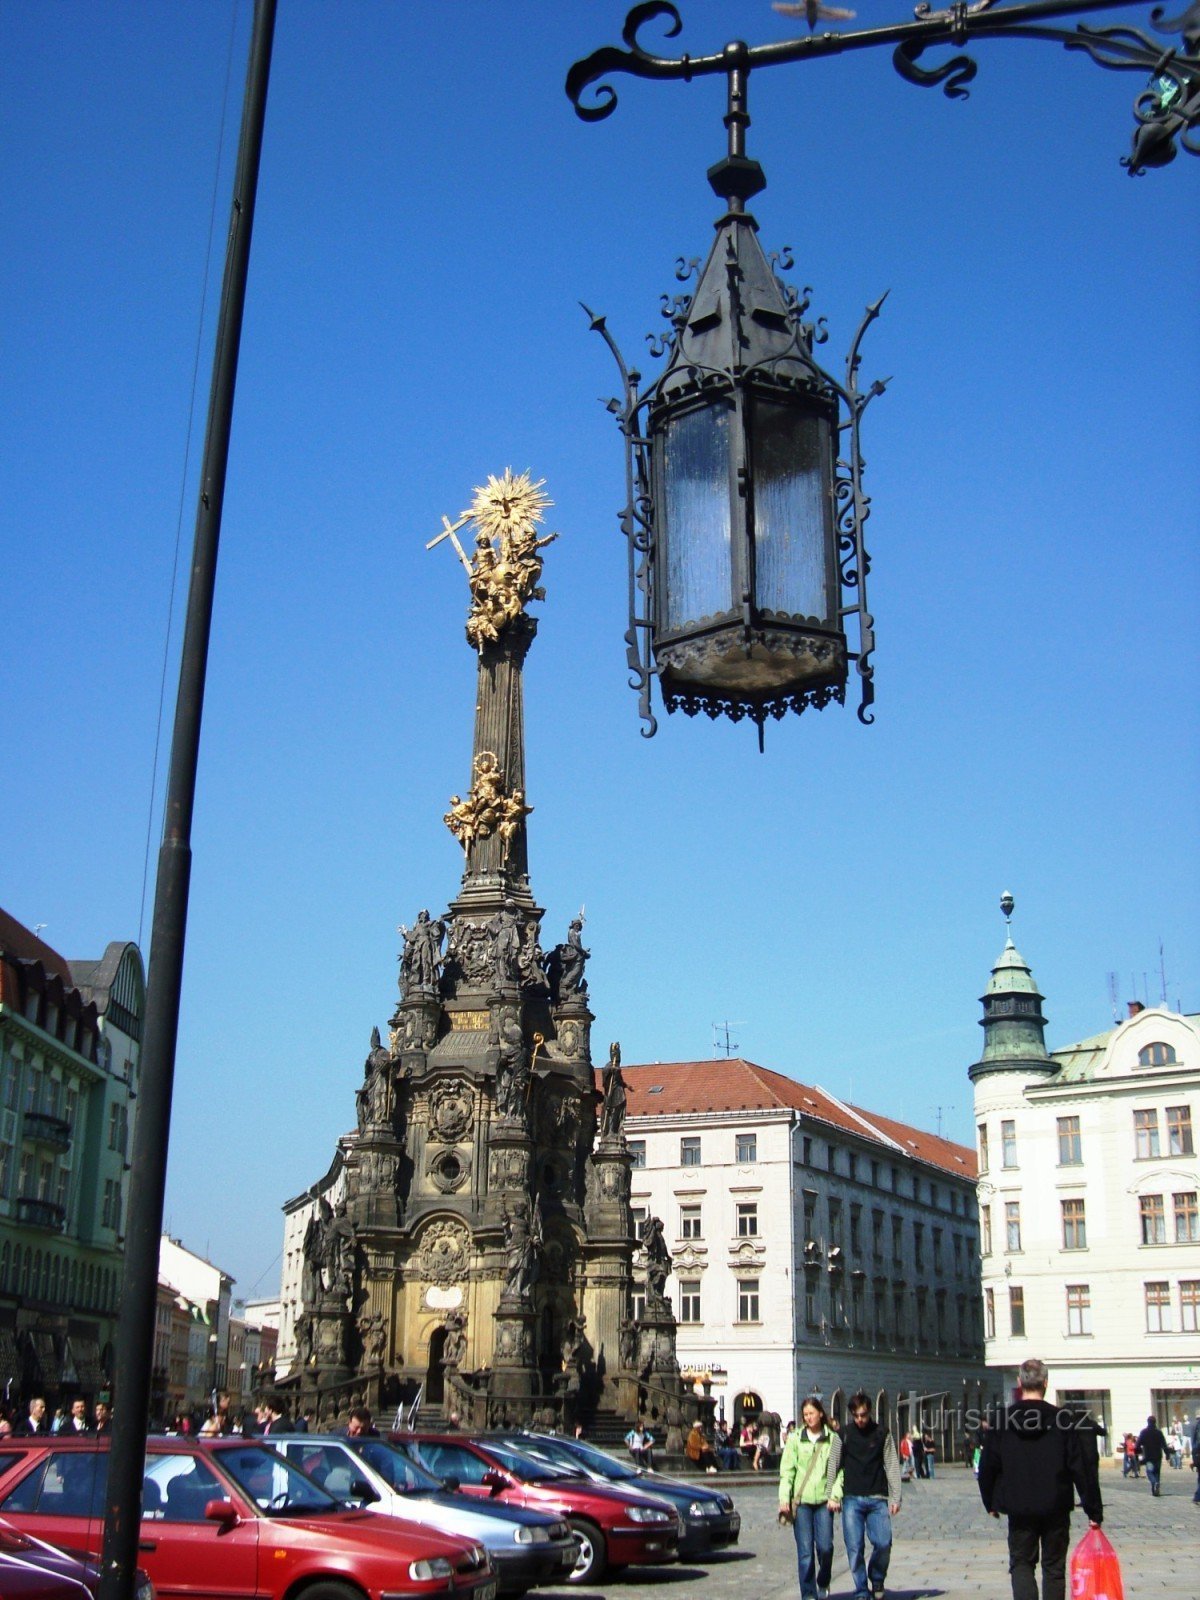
[658,207,820,401]
[969,913,1055,1082]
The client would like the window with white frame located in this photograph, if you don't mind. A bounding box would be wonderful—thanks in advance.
[1061,1197,1087,1250]
[1009,1286,1026,1337]
[981,1205,992,1256]
[1066,1283,1091,1335]
[1181,1280,1199,1333]
[1005,1201,1022,1252]
[1145,1280,1171,1332]
[680,1136,701,1168]
[977,1123,989,1172]
[1174,1191,1199,1243]
[1134,1109,1161,1159]
[628,1140,646,1168]
[735,1132,757,1163]
[679,1279,701,1323]
[736,1201,758,1237]
[736,1278,760,1323]
[984,1287,995,1340]
[679,1205,702,1239]
[1138,1041,1176,1066]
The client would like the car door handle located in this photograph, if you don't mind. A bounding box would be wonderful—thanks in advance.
[138,1540,157,1552]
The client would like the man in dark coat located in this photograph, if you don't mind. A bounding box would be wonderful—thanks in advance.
[978,1358,1102,1600]
[1135,1415,1169,1497]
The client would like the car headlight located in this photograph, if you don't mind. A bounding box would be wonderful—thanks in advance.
[626,1505,672,1523]
[514,1525,550,1544]
[689,1499,719,1517]
[408,1557,453,1581]
[548,1521,571,1541]
[135,1579,155,1600]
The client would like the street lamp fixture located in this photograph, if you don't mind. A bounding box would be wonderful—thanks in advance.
[569,1,1199,739]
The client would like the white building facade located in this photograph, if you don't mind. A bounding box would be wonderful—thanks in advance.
[971,923,1199,1442]
[624,1058,986,1452]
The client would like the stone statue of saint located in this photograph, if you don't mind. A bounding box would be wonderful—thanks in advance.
[400,910,445,992]
[546,914,589,1002]
[486,898,524,988]
[356,1026,391,1132]
[600,1040,626,1141]
[442,1311,468,1369]
[641,1215,671,1306]
[502,1196,542,1303]
[618,1316,638,1371]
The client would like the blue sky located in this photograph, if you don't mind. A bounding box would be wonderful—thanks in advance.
[3,1,1196,1303]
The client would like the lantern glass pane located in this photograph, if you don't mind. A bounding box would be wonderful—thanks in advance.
[662,404,732,631]
[753,399,833,621]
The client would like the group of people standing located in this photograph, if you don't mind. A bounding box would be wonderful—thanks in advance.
[0,1395,111,1436]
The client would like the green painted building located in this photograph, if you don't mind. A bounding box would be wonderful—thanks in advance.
[0,908,143,1411]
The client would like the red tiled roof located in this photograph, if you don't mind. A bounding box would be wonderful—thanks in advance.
[602,1058,976,1180]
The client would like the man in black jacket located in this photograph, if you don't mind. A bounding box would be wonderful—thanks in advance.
[978,1359,1102,1600]
[1135,1415,1169,1497]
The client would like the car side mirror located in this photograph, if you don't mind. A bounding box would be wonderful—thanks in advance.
[349,1478,379,1503]
[482,1469,506,1495]
[204,1499,239,1526]
[441,1475,460,1492]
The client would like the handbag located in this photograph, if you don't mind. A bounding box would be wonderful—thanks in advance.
[1069,1527,1124,1600]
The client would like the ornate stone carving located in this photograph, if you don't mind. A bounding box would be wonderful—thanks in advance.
[599,1161,626,1200]
[618,1317,638,1372]
[428,1147,471,1194]
[428,1078,475,1144]
[446,918,491,985]
[357,1311,387,1369]
[555,1018,582,1059]
[490,1006,531,1122]
[399,909,446,994]
[600,1040,626,1141]
[356,1026,392,1132]
[441,1310,468,1369]
[444,752,531,863]
[485,898,525,988]
[641,1215,671,1310]
[302,1198,358,1310]
[488,1147,528,1190]
[417,1219,471,1285]
[545,914,589,1002]
[501,1195,542,1305]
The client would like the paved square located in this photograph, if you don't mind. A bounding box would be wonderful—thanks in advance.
[536,1463,1198,1598]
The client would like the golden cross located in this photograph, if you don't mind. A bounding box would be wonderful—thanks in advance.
[425,510,473,573]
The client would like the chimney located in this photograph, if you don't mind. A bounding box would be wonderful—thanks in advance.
[1127,1001,1145,1018]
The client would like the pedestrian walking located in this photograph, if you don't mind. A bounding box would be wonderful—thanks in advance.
[977,1357,1103,1600]
[1136,1416,1169,1497]
[912,1429,926,1480]
[1121,1433,1140,1478]
[898,1432,914,1483]
[778,1396,839,1600]
[827,1390,902,1600]
[921,1428,937,1479]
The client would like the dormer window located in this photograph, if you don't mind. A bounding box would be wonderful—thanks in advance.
[1138,1042,1177,1067]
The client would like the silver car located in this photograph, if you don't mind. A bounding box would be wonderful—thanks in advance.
[271,1435,576,1596]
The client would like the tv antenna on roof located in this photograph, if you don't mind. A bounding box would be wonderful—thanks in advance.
[712,1021,743,1058]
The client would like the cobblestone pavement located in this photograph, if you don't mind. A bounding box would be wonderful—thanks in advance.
[534,1464,1198,1600]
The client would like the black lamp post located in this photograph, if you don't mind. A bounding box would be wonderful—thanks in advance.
[569,1,1199,739]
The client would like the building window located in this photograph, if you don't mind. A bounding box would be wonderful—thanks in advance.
[101,1177,122,1230]
[628,1140,646,1169]
[803,1190,817,1238]
[871,1159,879,1187]
[828,1198,843,1247]
[978,1123,989,1172]
[1001,1120,1018,1168]
[1005,1201,1022,1253]
[981,1205,992,1256]
[891,1215,903,1267]
[872,1209,883,1258]
[679,1279,701,1323]
[984,1287,995,1340]
[805,1282,819,1325]
[1057,1115,1082,1165]
[802,1136,813,1164]
[1145,1280,1171,1333]
[1138,1041,1176,1066]
[1009,1286,1026,1337]
[1066,1284,1091,1336]
[850,1205,862,1253]
[913,1222,925,1271]
[1174,1191,1199,1243]
[735,1132,757,1163]
[736,1202,758,1238]
[1134,1109,1161,1159]
[680,1205,702,1240]
[1181,1281,1200,1333]
[680,1136,701,1167]
[893,1287,906,1339]
[1140,1194,1167,1245]
[737,1279,760,1323]
[631,1206,648,1233]
[1166,1106,1194,1156]
[1061,1198,1087,1250]
[933,1226,943,1269]
[631,1289,647,1321]
[107,1102,128,1153]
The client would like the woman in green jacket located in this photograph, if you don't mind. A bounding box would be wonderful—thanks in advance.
[778,1396,842,1600]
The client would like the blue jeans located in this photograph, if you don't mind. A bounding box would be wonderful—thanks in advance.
[792,1502,834,1600]
[1145,1459,1161,1493]
[842,1495,892,1599]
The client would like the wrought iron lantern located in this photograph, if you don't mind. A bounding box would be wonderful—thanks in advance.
[586,62,886,744]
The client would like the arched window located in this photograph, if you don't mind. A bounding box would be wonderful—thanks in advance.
[1138,1042,1176,1067]
[876,1388,890,1434]
[69,1259,78,1305]
[50,1256,60,1303]
[0,1242,8,1293]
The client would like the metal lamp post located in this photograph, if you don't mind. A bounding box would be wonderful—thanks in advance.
[569,0,1199,739]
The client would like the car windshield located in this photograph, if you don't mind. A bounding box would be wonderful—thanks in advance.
[526,1438,635,1481]
[215,1445,341,1515]
[479,1441,579,1483]
[350,1439,440,1495]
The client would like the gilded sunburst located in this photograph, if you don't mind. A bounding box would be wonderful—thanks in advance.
[468,469,552,543]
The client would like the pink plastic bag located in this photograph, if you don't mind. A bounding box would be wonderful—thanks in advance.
[1070,1527,1124,1600]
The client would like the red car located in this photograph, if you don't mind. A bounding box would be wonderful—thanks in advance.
[391,1433,681,1584]
[0,1516,154,1600]
[0,1437,496,1600]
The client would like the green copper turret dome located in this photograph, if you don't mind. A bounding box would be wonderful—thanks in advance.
[968,898,1055,1082]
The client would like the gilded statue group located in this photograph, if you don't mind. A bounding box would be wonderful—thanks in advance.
[443,750,531,864]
